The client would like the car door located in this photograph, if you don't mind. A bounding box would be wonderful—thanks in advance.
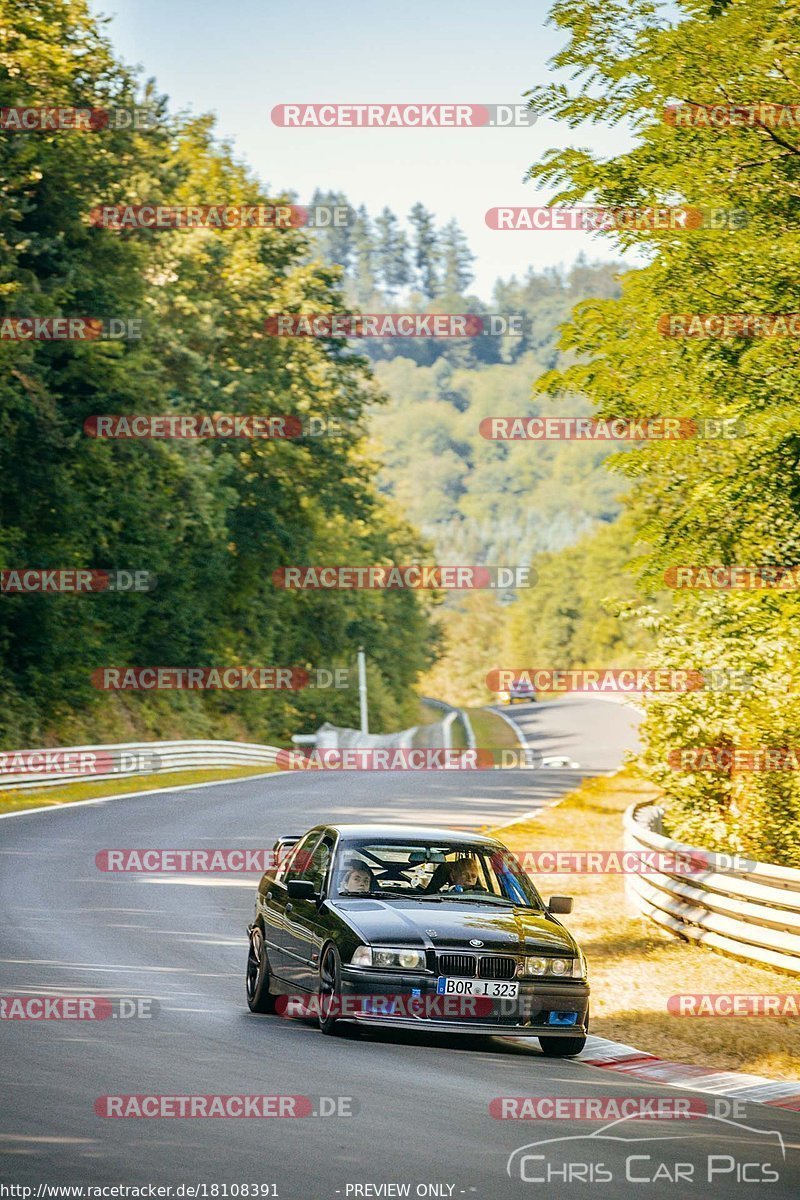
[281,834,335,991]
[259,831,321,981]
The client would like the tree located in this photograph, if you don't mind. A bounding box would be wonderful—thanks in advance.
[307,187,353,274]
[374,206,411,297]
[0,0,437,744]
[439,219,475,296]
[350,204,377,306]
[408,202,439,299]
[523,0,800,863]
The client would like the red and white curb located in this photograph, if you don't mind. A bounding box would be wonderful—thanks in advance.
[580,1034,800,1111]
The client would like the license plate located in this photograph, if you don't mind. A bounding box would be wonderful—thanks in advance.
[436,977,519,999]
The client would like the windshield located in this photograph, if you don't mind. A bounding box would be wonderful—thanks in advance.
[334,841,543,908]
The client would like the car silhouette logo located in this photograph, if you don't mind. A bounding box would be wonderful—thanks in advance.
[469,939,484,947]
[506,1113,786,1179]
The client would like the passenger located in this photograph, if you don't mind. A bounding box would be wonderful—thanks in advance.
[339,863,372,895]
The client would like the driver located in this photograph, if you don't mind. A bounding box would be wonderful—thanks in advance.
[425,856,482,893]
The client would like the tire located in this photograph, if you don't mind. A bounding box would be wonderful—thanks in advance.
[246,926,277,1013]
[318,943,343,1035]
[538,1035,587,1057]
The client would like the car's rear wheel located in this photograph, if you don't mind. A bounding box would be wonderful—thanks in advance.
[538,1035,587,1057]
[246,926,277,1013]
[318,944,343,1035]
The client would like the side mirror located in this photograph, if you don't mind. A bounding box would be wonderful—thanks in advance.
[547,895,573,915]
[287,879,317,901]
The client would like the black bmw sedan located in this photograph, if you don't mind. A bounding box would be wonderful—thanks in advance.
[246,823,589,1056]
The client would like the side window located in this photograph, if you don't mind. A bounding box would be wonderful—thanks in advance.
[274,832,320,884]
[306,839,332,893]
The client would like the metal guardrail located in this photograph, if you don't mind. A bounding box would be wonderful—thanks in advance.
[624,800,800,975]
[0,698,474,793]
[419,696,476,751]
[0,739,282,791]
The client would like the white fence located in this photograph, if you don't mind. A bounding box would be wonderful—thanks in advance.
[624,801,800,975]
[0,740,282,791]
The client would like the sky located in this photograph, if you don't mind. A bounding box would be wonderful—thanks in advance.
[89,0,637,298]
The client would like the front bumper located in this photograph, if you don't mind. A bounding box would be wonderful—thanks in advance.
[339,967,589,1037]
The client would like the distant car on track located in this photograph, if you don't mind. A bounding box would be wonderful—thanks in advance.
[246,823,589,1055]
[497,677,536,705]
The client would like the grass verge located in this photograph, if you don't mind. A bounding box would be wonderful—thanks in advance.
[466,707,522,752]
[492,770,799,1081]
[0,764,279,816]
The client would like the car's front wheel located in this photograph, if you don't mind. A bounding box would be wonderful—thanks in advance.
[318,943,343,1035]
[246,926,277,1013]
[538,1035,587,1057]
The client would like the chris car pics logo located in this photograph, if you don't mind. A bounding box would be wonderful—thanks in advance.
[506,1112,785,1185]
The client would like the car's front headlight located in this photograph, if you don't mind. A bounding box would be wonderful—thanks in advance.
[350,946,426,970]
[519,955,587,979]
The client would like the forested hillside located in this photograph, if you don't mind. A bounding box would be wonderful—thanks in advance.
[308,208,625,564]
[370,262,624,566]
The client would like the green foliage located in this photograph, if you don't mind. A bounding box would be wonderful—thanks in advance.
[507,517,656,669]
[525,0,800,863]
[0,0,436,745]
[422,592,512,708]
[635,595,800,865]
[423,517,656,708]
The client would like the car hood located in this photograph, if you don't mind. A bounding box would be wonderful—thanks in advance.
[333,898,577,955]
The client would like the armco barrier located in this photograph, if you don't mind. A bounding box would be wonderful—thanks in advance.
[0,739,282,791]
[419,696,476,751]
[624,801,800,975]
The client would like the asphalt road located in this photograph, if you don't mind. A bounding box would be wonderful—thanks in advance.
[2,698,798,1198]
